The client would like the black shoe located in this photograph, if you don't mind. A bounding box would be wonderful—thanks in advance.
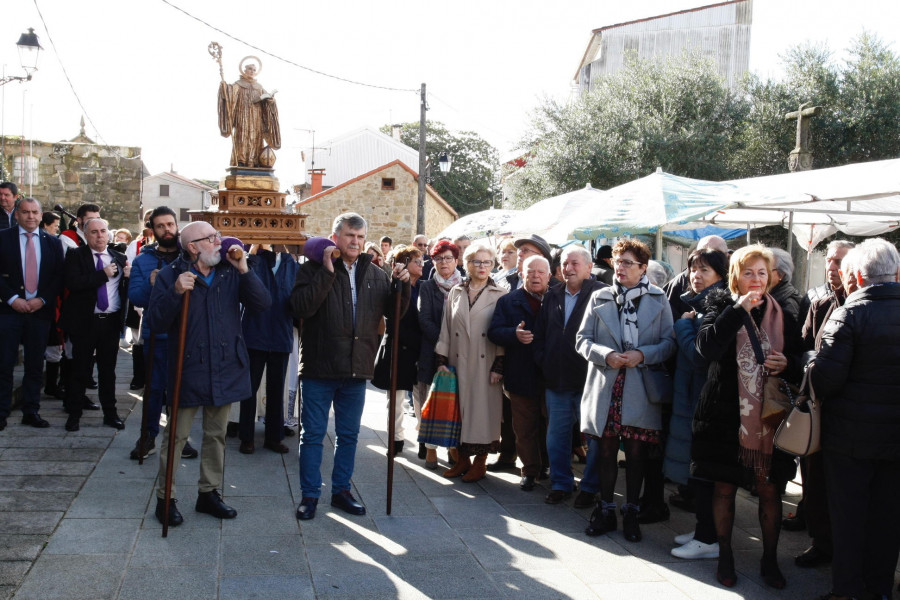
[65,416,80,432]
[22,413,50,428]
[226,421,239,438]
[331,490,366,516]
[296,497,318,520]
[418,442,427,460]
[181,441,198,459]
[263,440,290,454]
[794,545,832,568]
[485,459,517,472]
[519,476,536,491]
[782,513,806,532]
[103,414,125,430]
[0,417,6,431]
[392,440,404,454]
[239,441,255,454]
[155,497,183,527]
[129,381,144,391]
[545,489,572,505]
[573,491,596,509]
[537,468,549,481]
[622,505,642,542]
[283,426,296,438]
[86,379,98,390]
[82,399,101,411]
[130,436,156,460]
[637,502,670,524]
[195,490,237,519]
[585,503,617,536]
[668,492,696,513]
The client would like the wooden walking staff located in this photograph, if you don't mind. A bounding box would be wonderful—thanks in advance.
[162,290,192,537]
[386,276,403,515]
[137,334,156,466]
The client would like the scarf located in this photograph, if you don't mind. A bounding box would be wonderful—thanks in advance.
[734,294,784,476]
[613,274,651,351]
[433,269,463,297]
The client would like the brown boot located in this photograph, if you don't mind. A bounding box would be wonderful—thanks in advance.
[443,450,470,478]
[462,454,488,483]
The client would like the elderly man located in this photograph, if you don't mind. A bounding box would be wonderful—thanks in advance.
[149,221,270,526]
[799,240,855,323]
[0,197,64,430]
[60,218,130,432]
[786,240,855,565]
[809,239,900,600]
[0,182,18,229]
[291,213,410,521]
[489,255,553,490]
[533,246,606,505]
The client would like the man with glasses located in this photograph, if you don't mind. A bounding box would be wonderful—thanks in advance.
[149,221,270,527]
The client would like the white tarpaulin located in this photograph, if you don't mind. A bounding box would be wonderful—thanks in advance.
[434,209,522,241]
[499,184,605,244]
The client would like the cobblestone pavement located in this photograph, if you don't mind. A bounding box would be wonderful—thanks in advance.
[2,348,892,599]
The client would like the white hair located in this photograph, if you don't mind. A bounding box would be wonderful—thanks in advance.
[561,245,591,264]
[646,260,668,287]
[522,255,550,272]
[697,235,728,253]
[854,238,900,284]
[770,248,795,283]
[826,239,855,257]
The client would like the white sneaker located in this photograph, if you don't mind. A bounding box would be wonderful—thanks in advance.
[671,539,719,559]
[673,530,695,545]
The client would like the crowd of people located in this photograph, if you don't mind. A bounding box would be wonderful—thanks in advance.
[1,181,898,599]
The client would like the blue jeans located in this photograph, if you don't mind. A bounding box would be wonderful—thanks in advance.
[545,388,601,493]
[299,377,367,498]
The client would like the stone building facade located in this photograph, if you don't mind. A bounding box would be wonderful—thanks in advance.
[0,132,142,229]
[142,171,214,229]
[296,160,457,242]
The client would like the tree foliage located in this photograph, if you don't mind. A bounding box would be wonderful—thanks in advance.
[380,121,499,216]
[510,34,900,206]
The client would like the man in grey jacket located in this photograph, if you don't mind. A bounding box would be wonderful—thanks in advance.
[291,213,410,521]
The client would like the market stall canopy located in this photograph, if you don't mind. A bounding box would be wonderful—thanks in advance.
[435,209,522,242]
[499,184,605,244]
[698,158,900,248]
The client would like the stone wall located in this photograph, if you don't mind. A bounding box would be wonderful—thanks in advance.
[0,136,142,230]
[299,162,456,243]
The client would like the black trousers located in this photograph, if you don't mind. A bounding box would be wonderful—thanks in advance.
[824,449,900,598]
[239,349,289,444]
[800,450,832,551]
[66,314,120,419]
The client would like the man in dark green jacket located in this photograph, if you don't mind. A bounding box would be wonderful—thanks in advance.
[291,213,410,521]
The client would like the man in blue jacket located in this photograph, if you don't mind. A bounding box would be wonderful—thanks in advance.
[149,221,270,526]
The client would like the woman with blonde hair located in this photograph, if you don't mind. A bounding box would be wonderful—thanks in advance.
[693,244,803,589]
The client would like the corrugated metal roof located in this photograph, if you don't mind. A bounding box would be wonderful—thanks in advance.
[304,127,420,188]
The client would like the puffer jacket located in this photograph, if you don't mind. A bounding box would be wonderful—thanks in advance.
[810,283,900,460]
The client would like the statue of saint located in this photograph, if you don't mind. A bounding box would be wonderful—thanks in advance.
[216,55,281,168]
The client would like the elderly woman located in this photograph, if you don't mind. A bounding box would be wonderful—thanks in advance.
[435,243,507,483]
[662,249,729,560]
[693,244,803,589]
[373,245,424,454]
[492,238,518,284]
[576,239,675,543]
[769,248,803,323]
[416,240,463,468]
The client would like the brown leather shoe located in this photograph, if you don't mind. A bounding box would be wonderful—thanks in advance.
[462,454,488,483]
[263,441,290,454]
[443,453,470,478]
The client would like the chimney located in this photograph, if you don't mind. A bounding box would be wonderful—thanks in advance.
[391,124,402,141]
[309,168,325,196]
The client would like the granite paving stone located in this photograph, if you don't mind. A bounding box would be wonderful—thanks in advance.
[219,575,317,600]
[431,494,510,529]
[117,565,218,600]
[43,518,141,555]
[221,534,308,576]
[0,460,95,477]
[0,491,75,512]
[0,511,62,535]
[128,527,220,568]
[490,568,598,599]
[372,515,469,555]
[0,535,44,562]
[12,554,128,600]
[0,562,30,587]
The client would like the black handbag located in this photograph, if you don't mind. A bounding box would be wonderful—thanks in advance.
[641,363,673,405]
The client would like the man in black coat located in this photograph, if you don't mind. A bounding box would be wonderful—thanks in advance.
[60,218,129,432]
[809,239,900,600]
[533,246,605,506]
[0,197,64,430]
[489,254,552,492]
[0,182,18,229]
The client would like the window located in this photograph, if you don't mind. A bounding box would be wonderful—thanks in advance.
[13,155,39,185]
[179,208,190,222]
[160,184,170,197]
[381,178,395,190]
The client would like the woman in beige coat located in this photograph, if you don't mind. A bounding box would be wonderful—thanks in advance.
[435,243,507,483]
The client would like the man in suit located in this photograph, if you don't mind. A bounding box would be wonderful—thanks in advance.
[60,218,130,432]
[0,182,18,229]
[0,197,65,430]
[533,245,605,506]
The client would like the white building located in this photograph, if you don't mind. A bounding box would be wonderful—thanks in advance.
[142,171,215,228]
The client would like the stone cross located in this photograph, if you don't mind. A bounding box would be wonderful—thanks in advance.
[785,102,823,172]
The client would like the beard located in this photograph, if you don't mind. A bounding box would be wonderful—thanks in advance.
[198,246,222,267]
[157,233,177,249]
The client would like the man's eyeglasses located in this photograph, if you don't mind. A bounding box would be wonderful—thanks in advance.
[433,256,456,263]
[470,260,493,267]
[613,258,644,268]
[188,231,222,245]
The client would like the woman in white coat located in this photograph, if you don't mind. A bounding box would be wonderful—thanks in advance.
[576,239,675,543]
[435,243,507,483]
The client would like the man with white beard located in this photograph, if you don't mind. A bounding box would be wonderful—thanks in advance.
[148,221,270,527]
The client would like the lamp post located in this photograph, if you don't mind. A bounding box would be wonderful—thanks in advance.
[1,28,43,86]
[425,152,452,185]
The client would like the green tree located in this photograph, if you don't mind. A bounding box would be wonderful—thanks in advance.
[507,53,747,206]
[381,122,499,216]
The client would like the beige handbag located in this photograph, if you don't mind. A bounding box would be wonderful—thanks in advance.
[774,372,820,457]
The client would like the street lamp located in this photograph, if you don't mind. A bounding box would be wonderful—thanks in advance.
[438,152,451,174]
[2,28,43,86]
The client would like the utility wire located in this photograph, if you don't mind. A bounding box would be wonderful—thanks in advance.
[160,0,419,94]
[32,0,141,160]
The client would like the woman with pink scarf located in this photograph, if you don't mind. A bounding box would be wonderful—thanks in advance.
[693,245,803,590]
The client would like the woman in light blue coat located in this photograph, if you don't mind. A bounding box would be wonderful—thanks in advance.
[576,239,675,543]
